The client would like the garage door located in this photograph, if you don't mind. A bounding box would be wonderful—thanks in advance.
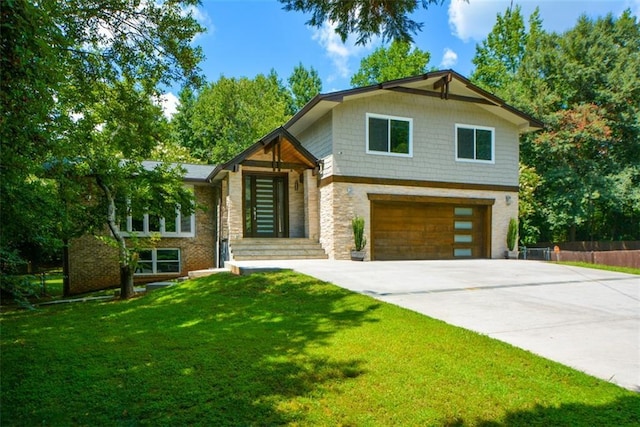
[371,199,490,260]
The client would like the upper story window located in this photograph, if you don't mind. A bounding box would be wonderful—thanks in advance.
[455,124,495,163]
[366,113,413,157]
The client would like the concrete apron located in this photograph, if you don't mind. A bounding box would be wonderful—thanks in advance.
[228,259,640,391]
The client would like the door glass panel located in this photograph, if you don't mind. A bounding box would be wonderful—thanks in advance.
[454,234,473,243]
[255,178,275,236]
[276,179,285,235]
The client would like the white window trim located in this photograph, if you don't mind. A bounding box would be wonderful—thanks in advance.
[366,113,413,157]
[121,210,195,238]
[119,186,195,238]
[134,248,181,276]
[455,123,495,164]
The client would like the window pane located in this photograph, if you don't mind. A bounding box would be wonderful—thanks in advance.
[157,249,179,261]
[454,221,473,230]
[369,117,389,152]
[390,119,410,154]
[457,127,475,159]
[454,207,473,216]
[135,262,153,274]
[149,215,161,232]
[165,215,177,233]
[454,248,472,257]
[476,129,492,160]
[454,234,473,243]
[131,214,144,232]
[180,213,192,233]
[138,250,153,261]
[157,262,180,273]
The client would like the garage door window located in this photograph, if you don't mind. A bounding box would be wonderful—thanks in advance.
[454,207,475,258]
[366,113,412,156]
[455,124,494,163]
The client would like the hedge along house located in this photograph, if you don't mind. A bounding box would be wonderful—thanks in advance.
[68,70,542,294]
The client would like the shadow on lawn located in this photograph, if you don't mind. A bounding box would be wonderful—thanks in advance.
[2,270,380,425]
[469,394,640,427]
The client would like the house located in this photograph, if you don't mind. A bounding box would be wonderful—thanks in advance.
[68,70,542,294]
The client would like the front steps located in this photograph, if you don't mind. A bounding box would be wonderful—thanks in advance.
[230,238,328,261]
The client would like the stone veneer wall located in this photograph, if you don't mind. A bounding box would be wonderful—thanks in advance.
[319,181,518,260]
[68,185,217,294]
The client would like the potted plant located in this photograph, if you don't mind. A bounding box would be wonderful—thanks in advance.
[505,217,518,259]
[350,215,367,261]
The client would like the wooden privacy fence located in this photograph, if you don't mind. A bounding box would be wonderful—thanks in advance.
[550,249,640,269]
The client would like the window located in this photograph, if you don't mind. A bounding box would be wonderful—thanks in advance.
[455,124,495,163]
[135,248,181,275]
[119,187,195,237]
[366,113,412,156]
[120,208,194,237]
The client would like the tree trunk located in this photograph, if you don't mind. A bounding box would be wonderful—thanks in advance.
[120,264,135,299]
[96,175,134,300]
[62,239,70,297]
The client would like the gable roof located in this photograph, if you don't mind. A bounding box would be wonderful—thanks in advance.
[285,70,543,135]
[208,127,319,181]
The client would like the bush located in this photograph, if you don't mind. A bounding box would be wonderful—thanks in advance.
[352,216,367,251]
[507,218,518,251]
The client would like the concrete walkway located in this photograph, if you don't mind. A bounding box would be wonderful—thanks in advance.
[229,259,640,391]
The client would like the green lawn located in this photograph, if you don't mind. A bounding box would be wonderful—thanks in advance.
[1,271,638,426]
[556,261,640,275]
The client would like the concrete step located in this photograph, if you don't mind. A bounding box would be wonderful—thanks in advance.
[229,238,328,260]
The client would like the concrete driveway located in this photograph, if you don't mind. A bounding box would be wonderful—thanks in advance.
[230,259,640,391]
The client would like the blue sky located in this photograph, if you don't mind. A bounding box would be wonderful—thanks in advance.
[161,0,639,115]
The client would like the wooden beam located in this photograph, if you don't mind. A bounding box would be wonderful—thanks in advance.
[241,160,312,170]
[433,72,452,90]
[388,87,496,106]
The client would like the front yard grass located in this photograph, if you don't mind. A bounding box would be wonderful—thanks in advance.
[1,271,638,426]
[556,261,640,275]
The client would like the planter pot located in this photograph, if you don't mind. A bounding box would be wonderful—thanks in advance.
[350,250,366,261]
[505,250,519,259]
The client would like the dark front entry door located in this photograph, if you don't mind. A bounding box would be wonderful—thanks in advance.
[244,174,288,237]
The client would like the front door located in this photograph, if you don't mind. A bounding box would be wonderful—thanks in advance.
[243,174,288,237]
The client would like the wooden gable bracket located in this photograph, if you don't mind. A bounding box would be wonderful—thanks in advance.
[433,73,452,100]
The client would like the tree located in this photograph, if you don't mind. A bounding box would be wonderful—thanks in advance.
[1,0,204,298]
[185,71,293,165]
[279,0,446,45]
[288,63,323,112]
[471,5,530,100]
[350,40,431,87]
[472,8,640,242]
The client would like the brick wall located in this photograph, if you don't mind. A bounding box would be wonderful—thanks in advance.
[68,185,217,294]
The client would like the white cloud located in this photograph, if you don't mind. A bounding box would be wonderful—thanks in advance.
[440,48,458,68]
[311,21,378,82]
[448,0,504,42]
[449,0,639,43]
[157,92,179,119]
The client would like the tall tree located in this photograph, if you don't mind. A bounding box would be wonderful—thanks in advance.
[350,40,431,87]
[473,8,640,242]
[186,71,293,165]
[288,63,323,112]
[1,0,204,298]
[471,5,530,100]
[279,0,446,45]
